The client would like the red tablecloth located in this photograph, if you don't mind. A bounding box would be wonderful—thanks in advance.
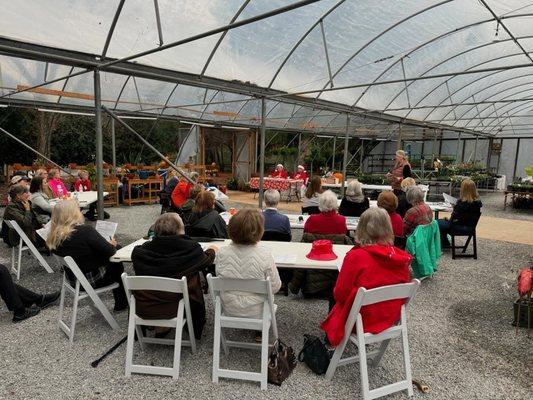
[249,177,302,191]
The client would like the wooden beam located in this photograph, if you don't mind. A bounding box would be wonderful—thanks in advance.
[16,85,94,100]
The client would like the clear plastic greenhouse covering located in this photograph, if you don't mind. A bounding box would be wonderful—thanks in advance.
[1,0,533,139]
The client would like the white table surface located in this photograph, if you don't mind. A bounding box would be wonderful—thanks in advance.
[49,191,108,208]
[206,186,229,200]
[220,211,358,230]
[110,238,354,271]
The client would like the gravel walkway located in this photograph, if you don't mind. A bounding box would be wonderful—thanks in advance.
[0,203,531,400]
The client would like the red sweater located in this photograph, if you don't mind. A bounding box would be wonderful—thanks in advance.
[292,171,308,185]
[321,245,412,346]
[171,180,192,208]
[271,169,288,179]
[389,211,404,237]
[304,211,347,235]
[74,179,91,192]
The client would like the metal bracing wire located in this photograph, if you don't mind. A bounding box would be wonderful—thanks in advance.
[153,0,164,47]
[474,101,533,134]
[101,0,126,58]
[319,20,334,89]
[56,66,75,104]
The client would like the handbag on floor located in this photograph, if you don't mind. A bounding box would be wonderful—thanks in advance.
[268,339,297,385]
[298,334,331,375]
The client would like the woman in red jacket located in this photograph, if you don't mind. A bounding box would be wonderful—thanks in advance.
[321,207,412,346]
[304,190,347,235]
[171,172,198,209]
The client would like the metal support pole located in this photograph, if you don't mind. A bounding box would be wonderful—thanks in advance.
[254,128,259,173]
[473,135,479,163]
[512,138,520,180]
[297,132,302,165]
[359,139,364,173]
[455,133,461,163]
[102,106,195,185]
[0,126,73,177]
[111,118,116,173]
[258,97,266,208]
[94,69,105,220]
[396,124,402,151]
[341,114,350,196]
[432,129,438,165]
[331,134,336,171]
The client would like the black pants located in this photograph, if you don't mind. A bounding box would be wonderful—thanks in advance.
[95,262,127,306]
[0,264,41,313]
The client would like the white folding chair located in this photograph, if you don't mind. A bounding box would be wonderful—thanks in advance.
[325,279,420,400]
[57,256,120,343]
[121,273,197,379]
[4,220,53,280]
[207,274,278,390]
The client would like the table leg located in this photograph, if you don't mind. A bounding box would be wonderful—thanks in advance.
[434,210,440,220]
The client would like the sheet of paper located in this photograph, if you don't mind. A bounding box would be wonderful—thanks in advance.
[95,221,118,240]
[36,221,51,241]
[274,254,297,264]
[443,192,457,205]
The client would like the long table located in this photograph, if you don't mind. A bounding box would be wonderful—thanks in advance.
[49,191,108,209]
[322,182,392,191]
[110,238,353,271]
[220,212,359,231]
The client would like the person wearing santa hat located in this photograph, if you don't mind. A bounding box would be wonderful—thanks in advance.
[270,164,288,179]
[292,165,308,185]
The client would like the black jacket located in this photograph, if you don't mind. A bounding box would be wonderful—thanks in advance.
[338,197,370,217]
[187,210,228,239]
[54,225,116,274]
[3,201,42,245]
[396,191,411,218]
[451,200,482,228]
[131,235,215,338]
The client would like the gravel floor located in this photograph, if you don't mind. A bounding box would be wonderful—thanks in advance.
[0,202,532,400]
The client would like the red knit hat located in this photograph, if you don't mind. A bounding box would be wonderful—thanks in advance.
[306,240,337,261]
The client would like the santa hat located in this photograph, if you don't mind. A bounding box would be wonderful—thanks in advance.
[297,165,305,170]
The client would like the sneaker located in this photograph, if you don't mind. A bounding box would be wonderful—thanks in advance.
[36,291,61,309]
[13,306,40,323]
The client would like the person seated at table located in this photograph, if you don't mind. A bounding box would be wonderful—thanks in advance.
[186,191,228,239]
[29,176,54,225]
[171,172,198,209]
[215,208,281,318]
[292,165,308,185]
[132,213,217,339]
[180,184,204,225]
[47,168,69,198]
[74,170,91,192]
[3,184,45,247]
[302,176,323,214]
[270,164,288,179]
[0,263,60,323]
[304,190,348,235]
[321,207,412,346]
[403,186,433,237]
[377,191,403,238]
[47,200,128,311]
[338,179,369,217]
[34,168,54,198]
[396,177,416,218]
[10,174,31,189]
[332,171,343,183]
[437,178,482,248]
[262,189,291,238]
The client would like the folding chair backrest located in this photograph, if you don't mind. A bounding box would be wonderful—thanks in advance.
[123,275,187,294]
[61,256,97,291]
[207,274,275,317]
[4,220,27,241]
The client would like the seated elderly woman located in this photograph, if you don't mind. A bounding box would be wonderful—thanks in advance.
[262,189,291,238]
[215,208,281,318]
[377,191,403,238]
[47,168,69,198]
[187,191,228,239]
[338,179,369,217]
[321,207,412,346]
[403,186,433,237]
[4,184,44,247]
[303,190,348,235]
[29,176,54,225]
[132,213,217,339]
[396,177,416,218]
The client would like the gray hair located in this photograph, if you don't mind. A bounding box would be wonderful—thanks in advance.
[264,188,280,207]
[189,171,199,182]
[154,212,185,236]
[318,190,339,212]
[345,179,364,202]
[406,186,424,205]
[356,207,393,246]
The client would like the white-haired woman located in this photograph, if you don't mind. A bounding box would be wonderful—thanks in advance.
[321,207,412,346]
[403,186,433,236]
[397,177,416,217]
[338,179,369,217]
[304,190,347,235]
[387,150,412,192]
[46,200,127,311]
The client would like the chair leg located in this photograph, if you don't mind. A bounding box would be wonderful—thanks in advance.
[260,319,269,390]
[401,328,414,397]
[69,290,80,343]
[125,309,136,377]
[357,333,370,400]
[462,236,472,253]
[172,301,185,380]
[325,333,351,381]
[370,338,391,368]
[451,235,456,260]
[212,304,221,383]
[58,281,66,327]
[11,246,15,275]
[17,240,23,280]
[473,233,477,260]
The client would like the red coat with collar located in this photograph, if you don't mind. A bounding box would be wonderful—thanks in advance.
[321,244,412,346]
[171,180,192,208]
[271,169,288,179]
[292,170,308,185]
[304,211,347,235]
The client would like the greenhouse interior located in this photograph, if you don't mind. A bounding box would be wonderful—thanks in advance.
[0,1,531,399]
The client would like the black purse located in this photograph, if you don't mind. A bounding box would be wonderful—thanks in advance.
[298,334,331,375]
[268,339,297,386]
